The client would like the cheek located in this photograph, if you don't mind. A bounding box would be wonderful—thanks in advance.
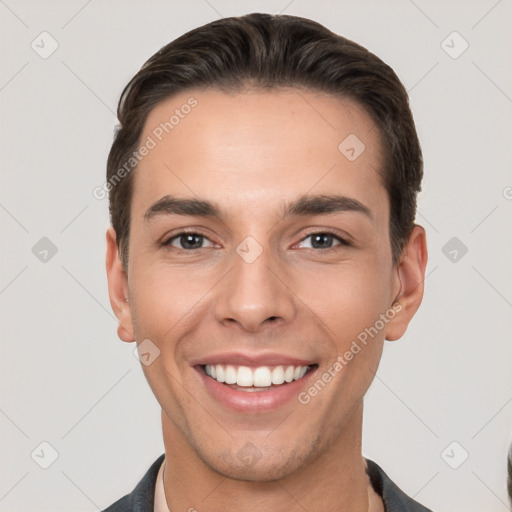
[295,260,390,343]
[131,263,225,378]
[129,263,214,346]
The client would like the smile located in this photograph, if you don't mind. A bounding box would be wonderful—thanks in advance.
[192,352,319,411]
[202,364,313,391]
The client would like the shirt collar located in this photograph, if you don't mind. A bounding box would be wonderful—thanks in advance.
[152,456,432,512]
[154,458,170,512]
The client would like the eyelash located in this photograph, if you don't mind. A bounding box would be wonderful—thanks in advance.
[298,229,351,250]
[161,229,351,252]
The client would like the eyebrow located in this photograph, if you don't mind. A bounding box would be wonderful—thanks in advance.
[144,193,373,222]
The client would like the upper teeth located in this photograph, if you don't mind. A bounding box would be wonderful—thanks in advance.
[204,364,309,387]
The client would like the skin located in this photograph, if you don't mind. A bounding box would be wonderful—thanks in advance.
[106,88,428,512]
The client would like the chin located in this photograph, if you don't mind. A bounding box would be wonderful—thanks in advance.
[198,442,317,483]
[214,459,302,482]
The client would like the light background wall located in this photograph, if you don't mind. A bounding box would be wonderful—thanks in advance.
[0,1,511,511]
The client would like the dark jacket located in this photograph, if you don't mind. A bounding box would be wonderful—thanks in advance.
[102,454,433,512]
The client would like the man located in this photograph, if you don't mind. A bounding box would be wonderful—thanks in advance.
[103,12,431,512]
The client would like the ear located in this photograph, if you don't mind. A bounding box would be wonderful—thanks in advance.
[385,224,428,341]
[105,226,135,343]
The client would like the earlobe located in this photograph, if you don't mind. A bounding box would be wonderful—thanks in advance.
[105,226,135,343]
[385,225,428,342]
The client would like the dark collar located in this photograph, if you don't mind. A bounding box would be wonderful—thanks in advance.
[102,454,433,512]
[365,458,433,511]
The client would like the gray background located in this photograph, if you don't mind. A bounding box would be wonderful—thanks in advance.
[1,1,511,511]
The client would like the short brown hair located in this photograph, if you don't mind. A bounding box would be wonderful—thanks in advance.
[107,12,423,267]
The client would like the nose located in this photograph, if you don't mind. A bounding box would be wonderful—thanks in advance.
[213,242,297,333]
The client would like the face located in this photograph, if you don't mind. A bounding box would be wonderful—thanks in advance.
[107,88,425,481]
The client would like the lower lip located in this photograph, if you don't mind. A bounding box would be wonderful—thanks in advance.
[196,366,318,412]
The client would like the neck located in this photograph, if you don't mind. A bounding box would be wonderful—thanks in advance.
[161,402,378,512]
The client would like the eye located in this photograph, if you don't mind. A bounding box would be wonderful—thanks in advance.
[162,231,215,250]
[297,231,350,250]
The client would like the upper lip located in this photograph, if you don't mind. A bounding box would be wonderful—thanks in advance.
[190,352,316,368]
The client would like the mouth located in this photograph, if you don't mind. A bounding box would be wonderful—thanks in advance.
[201,363,317,392]
[195,360,319,412]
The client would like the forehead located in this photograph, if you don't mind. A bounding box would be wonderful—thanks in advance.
[132,88,387,222]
